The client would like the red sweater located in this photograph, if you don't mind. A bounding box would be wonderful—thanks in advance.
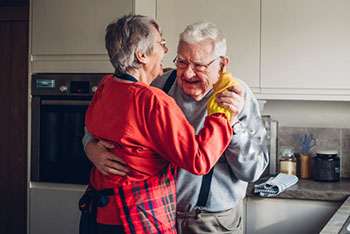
[85,75,232,225]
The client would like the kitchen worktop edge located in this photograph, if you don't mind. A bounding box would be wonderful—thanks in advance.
[320,196,350,234]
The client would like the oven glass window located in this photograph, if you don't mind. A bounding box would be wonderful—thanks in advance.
[39,103,92,184]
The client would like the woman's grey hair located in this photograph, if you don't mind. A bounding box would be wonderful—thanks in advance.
[178,20,226,58]
[105,14,162,75]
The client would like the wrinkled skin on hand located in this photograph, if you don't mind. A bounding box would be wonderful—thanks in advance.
[86,139,130,176]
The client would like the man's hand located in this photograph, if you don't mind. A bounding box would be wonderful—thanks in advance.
[215,85,244,126]
[85,139,129,176]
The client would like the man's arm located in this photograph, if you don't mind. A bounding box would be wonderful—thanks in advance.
[82,127,129,176]
[216,80,269,182]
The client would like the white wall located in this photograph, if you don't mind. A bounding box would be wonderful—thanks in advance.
[261,100,350,128]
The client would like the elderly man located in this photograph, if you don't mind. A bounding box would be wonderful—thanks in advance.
[83,20,268,234]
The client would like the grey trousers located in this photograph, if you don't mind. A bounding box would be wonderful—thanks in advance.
[176,200,243,234]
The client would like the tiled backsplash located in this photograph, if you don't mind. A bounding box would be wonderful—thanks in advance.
[278,127,350,178]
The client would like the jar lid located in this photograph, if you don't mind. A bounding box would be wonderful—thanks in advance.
[316,150,337,156]
[280,146,294,157]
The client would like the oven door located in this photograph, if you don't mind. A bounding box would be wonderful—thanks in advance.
[31,96,92,185]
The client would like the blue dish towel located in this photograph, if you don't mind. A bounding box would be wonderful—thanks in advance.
[254,173,298,197]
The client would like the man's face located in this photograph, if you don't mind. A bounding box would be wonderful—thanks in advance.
[176,39,221,101]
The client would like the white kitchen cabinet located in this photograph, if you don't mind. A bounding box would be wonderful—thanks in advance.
[29,182,86,234]
[259,0,350,101]
[156,0,261,92]
[30,0,133,73]
[244,197,341,234]
[30,0,350,100]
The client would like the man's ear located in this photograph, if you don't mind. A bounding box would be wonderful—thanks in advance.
[135,51,149,65]
[220,56,229,70]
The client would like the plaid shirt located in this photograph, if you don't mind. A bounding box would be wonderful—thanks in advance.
[115,164,177,234]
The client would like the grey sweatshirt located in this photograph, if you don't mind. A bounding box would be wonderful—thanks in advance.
[82,70,269,213]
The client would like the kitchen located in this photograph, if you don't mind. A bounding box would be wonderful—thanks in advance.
[1,0,350,234]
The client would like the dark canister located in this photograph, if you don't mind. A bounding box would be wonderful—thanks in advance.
[313,150,340,182]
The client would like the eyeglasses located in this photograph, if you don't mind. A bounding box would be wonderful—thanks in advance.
[173,56,223,72]
[157,39,166,48]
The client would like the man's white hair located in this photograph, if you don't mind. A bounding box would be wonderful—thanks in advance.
[178,20,227,58]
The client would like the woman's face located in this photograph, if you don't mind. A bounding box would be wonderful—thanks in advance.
[144,27,168,84]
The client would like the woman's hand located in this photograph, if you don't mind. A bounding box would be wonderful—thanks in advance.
[85,139,130,176]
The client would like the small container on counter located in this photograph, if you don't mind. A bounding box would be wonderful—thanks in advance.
[313,150,340,182]
[279,147,297,175]
[299,153,311,179]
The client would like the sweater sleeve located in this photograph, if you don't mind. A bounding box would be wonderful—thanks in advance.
[223,79,269,182]
[145,93,233,175]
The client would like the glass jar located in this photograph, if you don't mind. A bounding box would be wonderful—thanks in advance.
[313,150,340,182]
[279,147,297,175]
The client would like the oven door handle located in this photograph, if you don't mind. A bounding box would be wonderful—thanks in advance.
[41,100,91,106]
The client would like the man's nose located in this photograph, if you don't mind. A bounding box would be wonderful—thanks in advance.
[183,64,196,78]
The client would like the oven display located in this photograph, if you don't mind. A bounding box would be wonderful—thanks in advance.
[36,79,55,88]
[71,81,89,94]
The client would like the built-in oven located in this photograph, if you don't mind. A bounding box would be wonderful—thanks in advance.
[30,73,105,185]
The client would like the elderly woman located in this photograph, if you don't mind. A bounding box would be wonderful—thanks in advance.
[80,14,233,234]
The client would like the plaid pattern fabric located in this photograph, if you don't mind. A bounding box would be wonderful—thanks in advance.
[114,164,178,234]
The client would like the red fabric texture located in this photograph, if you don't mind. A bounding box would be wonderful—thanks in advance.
[115,164,177,234]
[85,75,232,227]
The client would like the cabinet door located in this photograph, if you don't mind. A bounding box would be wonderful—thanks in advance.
[31,0,133,72]
[261,0,350,98]
[156,0,260,90]
[29,184,86,234]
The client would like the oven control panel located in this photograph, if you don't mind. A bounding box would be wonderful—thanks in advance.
[32,73,106,96]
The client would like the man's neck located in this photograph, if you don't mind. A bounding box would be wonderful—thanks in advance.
[190,90,211,101]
